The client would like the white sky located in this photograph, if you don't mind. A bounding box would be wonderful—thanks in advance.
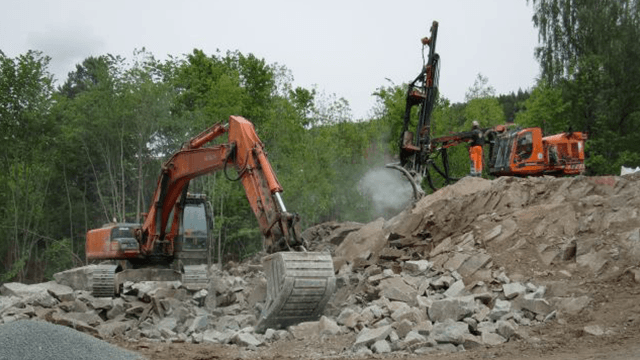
[1,0,540,120]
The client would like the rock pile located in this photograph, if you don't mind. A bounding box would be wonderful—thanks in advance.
[1,173,639,356]
[0,267,269,346]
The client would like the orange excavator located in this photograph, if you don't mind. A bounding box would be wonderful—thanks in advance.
[86,115,335,331]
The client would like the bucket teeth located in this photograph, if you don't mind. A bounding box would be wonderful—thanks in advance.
[256,252,336,333]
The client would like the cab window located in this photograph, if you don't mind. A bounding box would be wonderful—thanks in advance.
[515,131,533,161]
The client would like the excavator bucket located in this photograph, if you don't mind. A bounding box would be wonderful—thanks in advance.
[255,251,336,332]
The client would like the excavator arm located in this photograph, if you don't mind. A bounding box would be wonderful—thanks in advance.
[139,116,303,257]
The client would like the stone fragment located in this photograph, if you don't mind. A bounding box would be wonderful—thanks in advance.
[489,299,511,320]
[389,329,400,343]
[157,317,178,334]
[63,311,103,327]
[457,253,492,278]
[514,297,553,316]
[443,280,465,298]
[431,321,471,345]
[88,297,113,311]
[288,320,318,340]
[502,282,526,299]
[334,218,387,263]
[47,311,99,337]
[354,325,392,347]
[444,253,471,272]
[577,249,609,273]
[233,332,263,347]
[583,325,605,336]
[428,296,476,322]
[372,340,391,354]
[202,329,222,344]
[415,320,434,336]
[403,330,426,347]
[0,282,59,308]
[481,332,506,346]
[53,265,97,291]
[419,343,459,355]
[416,296,433,311]
[106,298,125,320]
[96,321,131,338]
[395,319,413,339]
[404,260,432,274]
[318,315,341,335]
[188,315,209,334]
[337,308,360,328]
[45,282,76,302]
[550,296,591,315]
[431,275,455,290]
[378,277,417,304]
[391,307,422,324]
[484,225,502,242]
[496,320,515,340]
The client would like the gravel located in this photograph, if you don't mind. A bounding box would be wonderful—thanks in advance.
[0,320,144,360]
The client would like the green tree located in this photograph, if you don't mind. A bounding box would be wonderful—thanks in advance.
[529,0,640,173]
[0,50,56,281]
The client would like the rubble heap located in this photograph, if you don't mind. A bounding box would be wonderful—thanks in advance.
[1,174,639,357]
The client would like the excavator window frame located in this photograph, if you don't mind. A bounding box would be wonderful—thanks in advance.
[515,131,534,162]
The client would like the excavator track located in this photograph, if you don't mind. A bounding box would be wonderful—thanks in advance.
[256,252,335,332]
[92,264,118,298]
[181,265,209,290]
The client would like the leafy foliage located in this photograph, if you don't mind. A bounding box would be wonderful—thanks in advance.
[529,0,640,173]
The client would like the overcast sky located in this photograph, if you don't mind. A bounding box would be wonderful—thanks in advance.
[1,0,540,119]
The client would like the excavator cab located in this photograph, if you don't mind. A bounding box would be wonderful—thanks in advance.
[174,194,213,267]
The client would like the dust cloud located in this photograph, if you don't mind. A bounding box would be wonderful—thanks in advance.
[359,167,413,219]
